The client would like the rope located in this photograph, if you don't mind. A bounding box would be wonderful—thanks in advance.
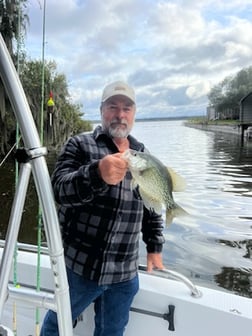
[0,141,19,167]
[12,135,20,336]
[35,2,47,334]
[12,245,18,336]
[11,2,23,333]
[7,3,29,335]
[35,210,43,335]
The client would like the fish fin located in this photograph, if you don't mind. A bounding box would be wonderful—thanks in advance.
[139,189,163,214]
[130,178,138,191]
[167,167,186,192]
[121,149,130,158]
[166,204,188,226]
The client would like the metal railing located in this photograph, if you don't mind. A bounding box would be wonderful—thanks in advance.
[139,265,202,298]
[0,240,202,300]
[0,34,73,336]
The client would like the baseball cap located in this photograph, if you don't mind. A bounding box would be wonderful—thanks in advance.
[101,81,136,104]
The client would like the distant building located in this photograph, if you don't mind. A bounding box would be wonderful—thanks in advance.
[206,105,239,120]
[207,105,218,120]
[239,92,252,143]
[240,92,252,124]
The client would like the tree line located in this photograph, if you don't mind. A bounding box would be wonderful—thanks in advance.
[208,66,252,120]
[0,0,92,157]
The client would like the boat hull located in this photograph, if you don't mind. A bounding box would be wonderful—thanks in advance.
[1,248,251,336]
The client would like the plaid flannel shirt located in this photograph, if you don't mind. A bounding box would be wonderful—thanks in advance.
[51,125,165,285]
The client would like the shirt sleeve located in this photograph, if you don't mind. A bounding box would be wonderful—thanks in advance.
[51,136,109,207]
[141,207,165,253]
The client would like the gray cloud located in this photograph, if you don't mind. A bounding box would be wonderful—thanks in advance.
[25,0,252,120]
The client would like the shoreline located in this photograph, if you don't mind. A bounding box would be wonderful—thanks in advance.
[184,122,241,135]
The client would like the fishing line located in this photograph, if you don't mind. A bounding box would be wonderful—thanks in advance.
[35,2,47,334]
[11,1,23,335]
[0,139,21,167]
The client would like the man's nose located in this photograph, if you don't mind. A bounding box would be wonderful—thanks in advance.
[115,107,126,116]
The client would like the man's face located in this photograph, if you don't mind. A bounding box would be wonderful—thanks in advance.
[101,96,136,138]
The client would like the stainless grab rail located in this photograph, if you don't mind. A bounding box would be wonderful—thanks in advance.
[139,265,202,298]
[0,242,202,299]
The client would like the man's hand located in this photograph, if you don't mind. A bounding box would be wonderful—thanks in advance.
[98,153,128,185]
[147,253,165,272]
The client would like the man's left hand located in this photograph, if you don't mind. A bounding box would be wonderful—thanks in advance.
[146,253,165,272]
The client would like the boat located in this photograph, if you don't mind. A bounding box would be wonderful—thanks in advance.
[0,241,251,336]
[0,34,251,336]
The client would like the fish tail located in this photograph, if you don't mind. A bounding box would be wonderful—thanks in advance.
[166,204,188,226]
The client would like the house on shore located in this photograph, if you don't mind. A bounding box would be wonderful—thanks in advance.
[240,92,252,141]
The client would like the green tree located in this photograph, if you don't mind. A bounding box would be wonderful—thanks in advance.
[0,0,28,155]
[0,1,91,156]
[19,59,92,147]
[208,66,252,119]
[0,0,28,54]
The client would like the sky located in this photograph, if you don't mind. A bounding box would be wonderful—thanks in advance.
[24,0,252,120]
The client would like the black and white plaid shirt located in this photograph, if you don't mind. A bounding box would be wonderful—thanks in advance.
[51,125,165,285]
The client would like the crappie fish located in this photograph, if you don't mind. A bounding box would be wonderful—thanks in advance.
[122,149,187,225]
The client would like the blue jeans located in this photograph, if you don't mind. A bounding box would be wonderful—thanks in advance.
[40,267,139,336]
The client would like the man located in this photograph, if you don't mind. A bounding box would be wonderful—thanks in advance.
[40,81,165,336]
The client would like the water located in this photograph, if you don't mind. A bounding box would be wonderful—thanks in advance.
[132,120,252,297]
[1,120,252,297]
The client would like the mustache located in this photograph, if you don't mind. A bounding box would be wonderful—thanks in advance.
[110,118,128,126]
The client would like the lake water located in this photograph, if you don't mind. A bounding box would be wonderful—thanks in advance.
[0,120,252,297]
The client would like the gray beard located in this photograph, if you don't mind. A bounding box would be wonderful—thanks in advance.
[108,126,130,138]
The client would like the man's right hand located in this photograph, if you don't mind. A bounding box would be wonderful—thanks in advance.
[98,153,128,185]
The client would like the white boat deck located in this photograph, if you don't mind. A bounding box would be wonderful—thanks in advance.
[1,247,252,336]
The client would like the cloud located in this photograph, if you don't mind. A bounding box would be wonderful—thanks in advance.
[24,0,252,120]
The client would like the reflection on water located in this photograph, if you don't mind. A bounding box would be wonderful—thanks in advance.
[0,120,252,297]
[215,266,252,297]
[0,152,57,244]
